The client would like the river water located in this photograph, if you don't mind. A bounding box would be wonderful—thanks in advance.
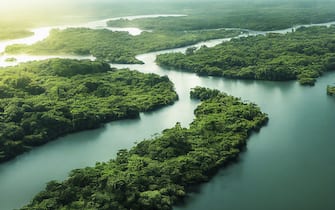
[0,17,334,210]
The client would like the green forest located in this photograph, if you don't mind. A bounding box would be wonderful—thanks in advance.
[156,26,335,85]
[5,28,240,64]
[1,1,335,209]
[327,85,335,95]
[21,87,268,210]
[0,59,178,162]
[107,1,335,31]
[2,0,335,41]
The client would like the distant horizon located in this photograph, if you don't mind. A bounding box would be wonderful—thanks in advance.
[0,0,331,28]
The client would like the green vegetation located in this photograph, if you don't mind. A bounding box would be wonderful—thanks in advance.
[5,57,17,62]
[327,85,335,95]
[107,0,335,31]
[0,26,33,41]
[3,0,335,40]
[5,28,241,64]
[21,87,268,210]
[156,26,335,86]
[0,59,178,162]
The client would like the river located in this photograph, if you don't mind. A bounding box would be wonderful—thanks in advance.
[0,17,335,210]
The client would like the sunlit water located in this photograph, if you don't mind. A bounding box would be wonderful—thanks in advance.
[0,27,51,53]
[0,14,185,67]
[0,18,334,210]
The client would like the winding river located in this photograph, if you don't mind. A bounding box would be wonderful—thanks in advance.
[0,16,335,210]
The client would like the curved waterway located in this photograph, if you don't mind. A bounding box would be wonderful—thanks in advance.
[0,18,335,210]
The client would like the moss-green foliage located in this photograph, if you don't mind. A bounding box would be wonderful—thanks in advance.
[0,59,178,162]
[5,28,240,64]
[107,0,335,31]
[327,85,335,95]
[156,26,335,86]
[21,87,268,210]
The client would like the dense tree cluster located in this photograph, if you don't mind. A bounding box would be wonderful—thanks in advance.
[21,87,268,210]
[327,85,335,96]
[0,59,178,162]
[5,28,240,64]
[156,26,335,85]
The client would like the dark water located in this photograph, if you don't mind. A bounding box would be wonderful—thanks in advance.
[0,22,335,210]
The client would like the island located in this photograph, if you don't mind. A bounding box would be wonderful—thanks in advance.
[5,57,17,62]
[20,87,268,210]
[156,26,335,86]
[0,59,178,162]
[327,85,335,95]
[5,28,241,64]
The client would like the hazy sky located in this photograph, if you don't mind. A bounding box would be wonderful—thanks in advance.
[0,0,87,24]
[1,0,76,10]
[0,0,324,11]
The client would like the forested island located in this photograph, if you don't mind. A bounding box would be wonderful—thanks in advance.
[156,26,335,85]
[5,57,17,62]
[327,85,335,95]
[0,59,178,162]
[20,87,268,210]
[5,28,240,64]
